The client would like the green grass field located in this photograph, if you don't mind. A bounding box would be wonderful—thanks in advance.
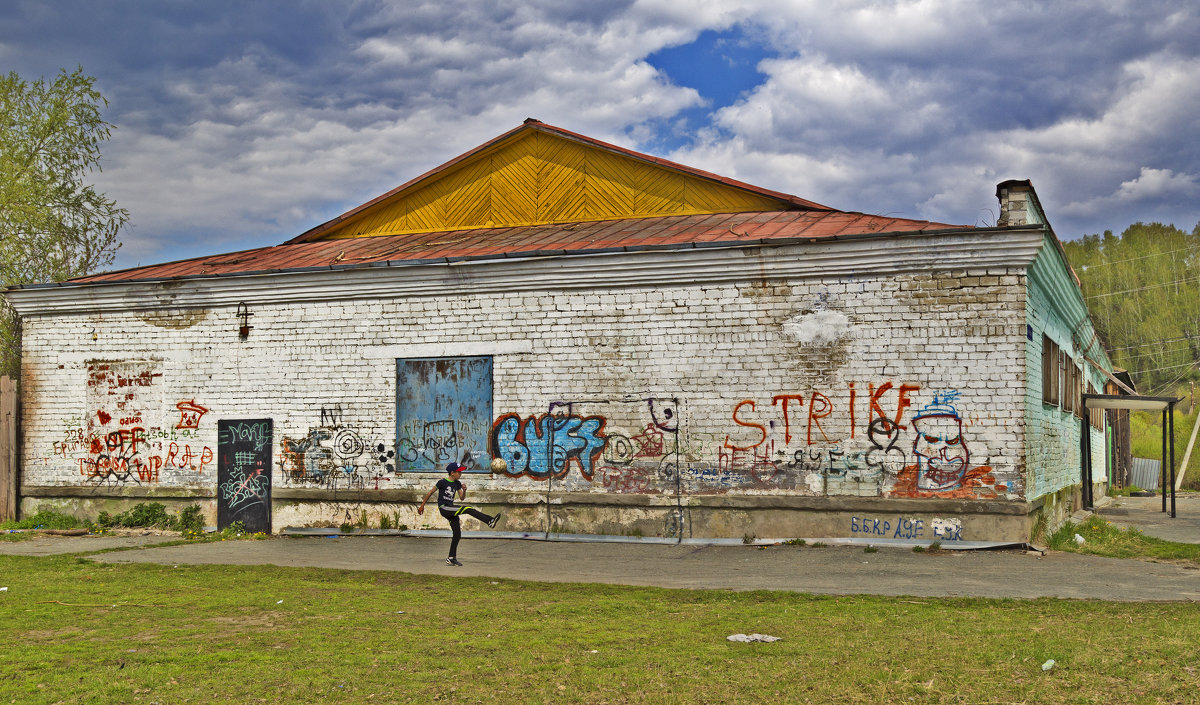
[1,550,1198,704]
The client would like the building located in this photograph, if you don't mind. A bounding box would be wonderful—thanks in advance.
[5,120,1116,543]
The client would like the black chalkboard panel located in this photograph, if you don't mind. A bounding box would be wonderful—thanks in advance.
[217,419,273,533]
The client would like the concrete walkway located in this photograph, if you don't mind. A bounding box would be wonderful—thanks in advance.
[1095,492,1200,544]
[0,531,1193,603]
[3,493,1196,602]
[93,535,1200,601]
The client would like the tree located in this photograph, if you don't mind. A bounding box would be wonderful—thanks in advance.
[1065,222,1200,393]
[0,67,127,376]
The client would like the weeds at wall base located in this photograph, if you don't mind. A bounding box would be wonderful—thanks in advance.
[0,503,238,540]
[1048,514,1200,563]
[1032,511,1049,545]
[1107,485,1146,498]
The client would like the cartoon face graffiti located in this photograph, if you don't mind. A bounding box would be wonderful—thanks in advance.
[422,420,458,465]
[911,412,969,491]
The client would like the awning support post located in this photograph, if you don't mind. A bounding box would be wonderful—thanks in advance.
[1168,401,1177,518]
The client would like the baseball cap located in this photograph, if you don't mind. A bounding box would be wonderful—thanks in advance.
[445,462,466,473]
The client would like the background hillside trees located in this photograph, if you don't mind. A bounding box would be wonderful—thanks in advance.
[1066,222,1200,488]
[1064,222,1200,395]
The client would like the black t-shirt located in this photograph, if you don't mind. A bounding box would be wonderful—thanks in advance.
[435,478,461,508]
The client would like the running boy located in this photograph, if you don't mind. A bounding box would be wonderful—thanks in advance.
[417,462,502,566]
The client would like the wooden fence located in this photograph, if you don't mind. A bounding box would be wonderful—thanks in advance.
[0,376,16,522]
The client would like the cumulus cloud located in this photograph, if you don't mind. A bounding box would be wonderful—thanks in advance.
[1,0,1198,268]
[1113,168,1200,201]
[1060,167,1200,221]
[671,6,1200,234]
[49,1,714,266]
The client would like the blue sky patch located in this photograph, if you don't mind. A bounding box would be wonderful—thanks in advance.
[644,25,772,149]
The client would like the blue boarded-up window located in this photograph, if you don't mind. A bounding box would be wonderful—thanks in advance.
[395,356,493,472]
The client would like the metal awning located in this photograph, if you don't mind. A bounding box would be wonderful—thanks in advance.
[1081,394,1176,411]
[1081,394,1181,517]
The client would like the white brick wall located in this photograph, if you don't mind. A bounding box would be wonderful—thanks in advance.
[20,267,1029,506]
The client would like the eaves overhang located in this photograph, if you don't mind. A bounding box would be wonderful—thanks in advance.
[5,226,1047,316]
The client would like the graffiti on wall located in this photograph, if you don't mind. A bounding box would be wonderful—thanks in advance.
[396,418,489,469]
[54,365,999,499]
[721,382,920,450]
[707,385,1001,498]
[702,382,922,495]
[887,391,999,498]
[598,419,679,491]
[848,515,965,541]
[490,413,607,480]
[217,419,272,533]
[489,397,684,537]
[491,398,681,486]
[279,406,395,490]
[486,386,1003,501]
[66,360,214,485]
[175,400,209,430]
[912,392,972,491]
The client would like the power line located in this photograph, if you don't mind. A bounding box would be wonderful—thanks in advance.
[1078,245,1200,269]
[1085,276,1200,300]
[1147,360,1200,396]
[1108,335,1200,353]
[1116,347,1195,364]
[1115,340,1191,356]
[1139,360,1200,374]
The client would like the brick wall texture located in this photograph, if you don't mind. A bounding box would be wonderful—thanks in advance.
[20,265,1031,519]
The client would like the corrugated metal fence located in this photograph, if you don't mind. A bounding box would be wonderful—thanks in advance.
[1130,457,1161,491]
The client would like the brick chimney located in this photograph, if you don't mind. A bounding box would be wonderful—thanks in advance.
[995,179,1045,227]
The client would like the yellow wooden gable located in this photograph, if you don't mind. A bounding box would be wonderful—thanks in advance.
[306,123,802,241]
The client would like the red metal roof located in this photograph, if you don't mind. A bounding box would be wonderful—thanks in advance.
[73,210,970,284]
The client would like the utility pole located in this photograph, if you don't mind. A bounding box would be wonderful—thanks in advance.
[1177,407,1200,492]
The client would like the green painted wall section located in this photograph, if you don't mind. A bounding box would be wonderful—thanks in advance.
[1025,231,1113,501]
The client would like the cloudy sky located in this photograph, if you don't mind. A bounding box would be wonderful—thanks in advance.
[3,0,1198,272]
